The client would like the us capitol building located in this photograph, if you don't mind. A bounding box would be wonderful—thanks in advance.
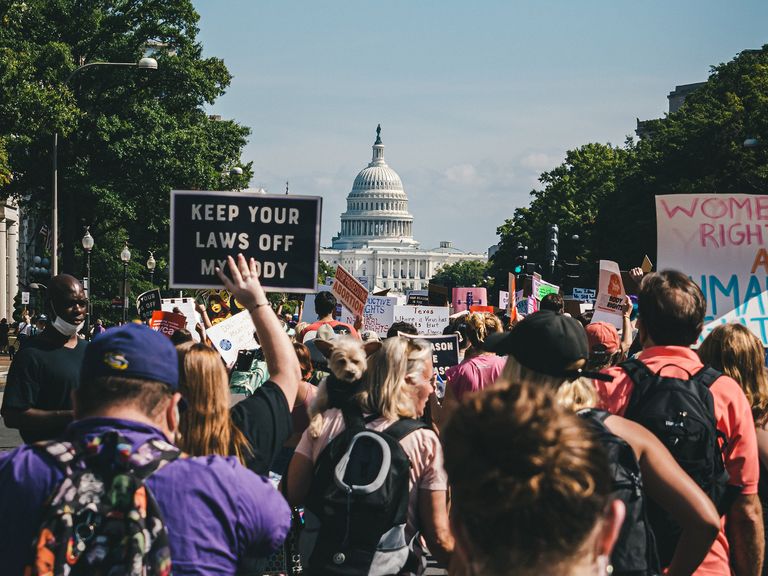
[320,126,486,293]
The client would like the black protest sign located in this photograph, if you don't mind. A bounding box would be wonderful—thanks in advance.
[407,293,430,306]
[136,289,162,322]
[428,283,449,306]
[400,333,460,378]
[170,190,322,292]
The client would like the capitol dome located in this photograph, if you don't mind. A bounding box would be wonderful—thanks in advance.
[332,125,419,250]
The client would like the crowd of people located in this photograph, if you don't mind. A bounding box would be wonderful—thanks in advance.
[0,253,766,576]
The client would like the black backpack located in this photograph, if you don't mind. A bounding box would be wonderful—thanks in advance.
[578,408,661,576]
[621,358,731,566]
[305,407,427,576]
[28,431,180,576]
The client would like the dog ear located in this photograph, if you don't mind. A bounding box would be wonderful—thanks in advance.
[363,341,382,357]
[314,338,335,358]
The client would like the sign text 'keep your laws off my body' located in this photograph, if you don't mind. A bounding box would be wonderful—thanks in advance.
[170,190,322,292]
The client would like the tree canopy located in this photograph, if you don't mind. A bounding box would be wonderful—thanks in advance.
[431,260,490,289]
[0,0,253,321]
[492,46,768,290]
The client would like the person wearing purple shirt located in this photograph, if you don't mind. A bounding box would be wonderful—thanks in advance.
[0,321,291,575]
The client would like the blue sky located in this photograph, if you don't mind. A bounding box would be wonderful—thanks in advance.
[193,0,767,253]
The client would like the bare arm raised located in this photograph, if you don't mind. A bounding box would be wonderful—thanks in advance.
[216,254,301,411]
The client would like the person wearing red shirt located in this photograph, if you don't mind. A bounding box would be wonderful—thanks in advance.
[299,291,360,342]
[597,270,763,576]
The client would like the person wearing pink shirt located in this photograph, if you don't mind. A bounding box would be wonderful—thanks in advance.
[597,270,763,576]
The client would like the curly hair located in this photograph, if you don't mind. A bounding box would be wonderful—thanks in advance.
[443,383,612,574]
[465,312,503,350]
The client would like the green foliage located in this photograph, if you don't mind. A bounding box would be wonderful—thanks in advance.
[0,0,252,321]
[490,142,628,286]
[596,46,768,266]
[318,259,336,285]
[431,260,490,288]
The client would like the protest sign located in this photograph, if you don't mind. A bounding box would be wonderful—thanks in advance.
[508,273,518,320]
[407,290,430,306]
[656,193,768,345]
[393,305,449,334]
[572,287,596,303]
[499,290,510,310]
[428,283,449,306]
[136,289,162,322]
[206,310,259,366]
[536,280,560,301]
[469,305,494,314]
[593,260,626,329]
[170,190,321,292]
[332,264,368,317]
[161,297,201,342]
[149,311,187,338]
[400,333,460,397]
[451,287,488,312]
[641,255,653,274]
[21,291,29,305]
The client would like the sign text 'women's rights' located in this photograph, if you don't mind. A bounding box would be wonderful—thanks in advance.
[170,190,322,292]
[656,194,768,345]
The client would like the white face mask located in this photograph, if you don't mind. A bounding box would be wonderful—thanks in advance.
[51,304,84,337]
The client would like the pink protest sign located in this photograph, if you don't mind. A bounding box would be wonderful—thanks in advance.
[451,287,488,312]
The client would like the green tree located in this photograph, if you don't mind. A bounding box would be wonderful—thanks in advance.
[490,142,629,290]
[596,46,768,265]
[318,259,336,285]
[431,260,490,289]
[0,0,252,322]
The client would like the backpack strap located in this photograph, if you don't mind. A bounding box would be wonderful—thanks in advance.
[383,418,428,442]
[692,365,722,389]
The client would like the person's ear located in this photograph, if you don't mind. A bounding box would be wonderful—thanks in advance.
[595,499,625,560]
[165,392,182,435]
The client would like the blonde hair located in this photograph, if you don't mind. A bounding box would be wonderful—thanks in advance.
[497,355,599,412]
[176,342,252,464]
[444,382,612,575]
[357,337,432,420]
[699,323,768,426]
[466,312,503,350]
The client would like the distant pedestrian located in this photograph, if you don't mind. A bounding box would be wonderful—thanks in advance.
[0,318,9,354]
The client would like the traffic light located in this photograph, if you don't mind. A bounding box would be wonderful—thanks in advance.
[514,244,528,276]
[545,224,559,272]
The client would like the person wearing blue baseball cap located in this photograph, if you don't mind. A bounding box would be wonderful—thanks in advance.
[0,261,294,575]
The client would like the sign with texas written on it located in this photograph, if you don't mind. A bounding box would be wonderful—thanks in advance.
[392,305,449,335]
[170,190,322,292]
[149,311,187,338]
[332,264,368,317]
[136,289,162,322]
[206,310,259,367]
[593,260,626,329]
[656,193,768,346]
[400,333,460,398]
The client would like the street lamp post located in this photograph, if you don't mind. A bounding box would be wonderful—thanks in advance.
[81,226,94,336]
[52,58,158,276]
[120,242,131,323]
[146,251,156,285]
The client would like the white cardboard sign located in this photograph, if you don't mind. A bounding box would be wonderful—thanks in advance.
[206,310,258,366]
[392,305,450,335]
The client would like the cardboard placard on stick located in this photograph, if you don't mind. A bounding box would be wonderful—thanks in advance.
[136,289,162,322]
[400,332,460,397]
[149,311,187,338]
[392,305,450,335]
[593,260,626,329]
[170,190,321,292]
[332,264,368,317]
[206,310,259,367]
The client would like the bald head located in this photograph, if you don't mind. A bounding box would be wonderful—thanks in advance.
[48,274,87,326]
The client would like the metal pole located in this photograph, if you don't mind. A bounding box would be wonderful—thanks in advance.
[84,249,91,336]
[122,261,128,323]
[150,270,154,285]
[52,133,58,276]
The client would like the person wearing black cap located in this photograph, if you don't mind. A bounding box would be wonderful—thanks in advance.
[486,310,720,576]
